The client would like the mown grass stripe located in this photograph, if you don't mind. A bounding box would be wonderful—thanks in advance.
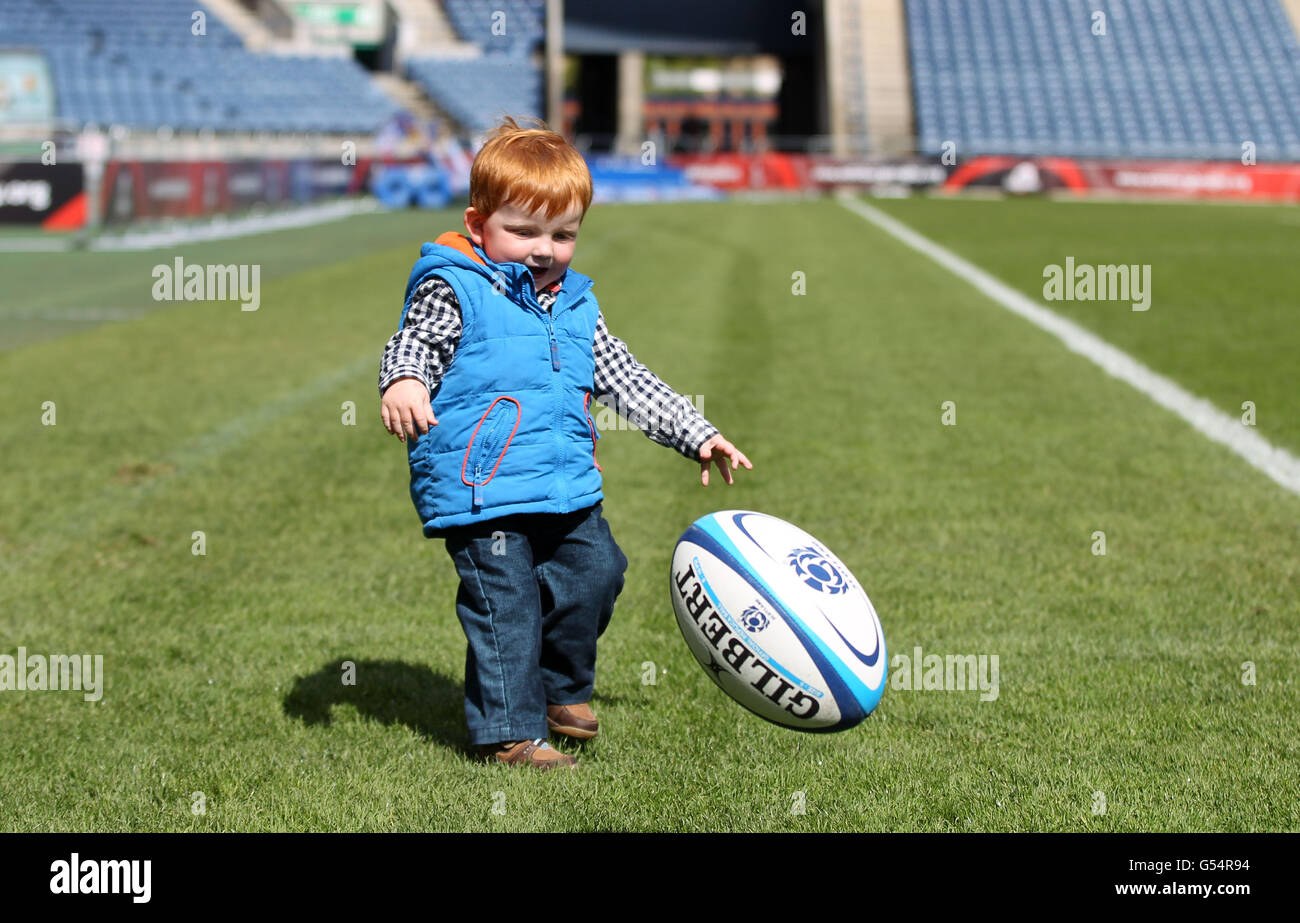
[837,193,1300,497]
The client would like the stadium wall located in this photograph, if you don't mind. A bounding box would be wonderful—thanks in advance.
[669,152,1300,203]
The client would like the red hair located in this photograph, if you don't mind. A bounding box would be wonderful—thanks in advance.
[470,115,592,220]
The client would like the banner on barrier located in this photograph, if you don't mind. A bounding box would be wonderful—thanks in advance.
[98,158,377,226]
[0,162,85,228]
[672,151,1300,202]
[943,156,1300,201]
[670,153,948,191]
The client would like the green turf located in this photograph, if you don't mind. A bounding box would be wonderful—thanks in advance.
[0,197,1296,831]
[0,209,448,352]
[869,195,1300,454]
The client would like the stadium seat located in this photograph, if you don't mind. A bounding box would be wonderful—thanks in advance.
[904,0,1300,161]
[405,55,543,133]
[2,0,400,133]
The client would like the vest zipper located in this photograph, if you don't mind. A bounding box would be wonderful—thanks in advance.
[545,310,560,371]
[462,396,521,508]
[585,391,602,472]
[471,414,503,507]
[542,302,565,503]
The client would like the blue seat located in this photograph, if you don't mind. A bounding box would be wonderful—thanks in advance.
[905,0,1300,160]
[406,54,543,132]
[6,0,399,132]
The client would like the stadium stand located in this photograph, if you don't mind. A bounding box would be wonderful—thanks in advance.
[404,54,543,133]
[905,0,1300,161]
[441,0,546,55]
[402,1,546,134]
[0,0,400,133]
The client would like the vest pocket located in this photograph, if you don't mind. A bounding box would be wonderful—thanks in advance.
[584,391,602,472]
[461,396,522,507]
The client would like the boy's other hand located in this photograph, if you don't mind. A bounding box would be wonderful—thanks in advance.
[381,377,437,443]
[698,433,752,487]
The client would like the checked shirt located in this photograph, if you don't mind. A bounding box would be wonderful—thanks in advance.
[379,275,718,460]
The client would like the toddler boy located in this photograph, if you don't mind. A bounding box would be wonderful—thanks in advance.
[378,117,751,769]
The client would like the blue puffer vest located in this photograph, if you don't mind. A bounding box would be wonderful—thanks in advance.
[398,232,604,537]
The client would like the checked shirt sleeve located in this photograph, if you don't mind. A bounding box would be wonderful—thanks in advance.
[378,277,462,397]
[592,311,719,460]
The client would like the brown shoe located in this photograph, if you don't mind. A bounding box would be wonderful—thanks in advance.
[480,738,578,770]
[546,702,598,739]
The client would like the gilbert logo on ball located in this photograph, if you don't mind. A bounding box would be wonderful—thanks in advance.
[670,510,886,732]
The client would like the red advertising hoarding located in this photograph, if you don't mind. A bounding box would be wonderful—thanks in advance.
[673,151,1300,203]
[942,156,1300,202]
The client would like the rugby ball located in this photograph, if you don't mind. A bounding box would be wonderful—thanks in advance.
[670,510,886,732]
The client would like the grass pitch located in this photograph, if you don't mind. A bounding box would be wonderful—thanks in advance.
[0,196,1296,831]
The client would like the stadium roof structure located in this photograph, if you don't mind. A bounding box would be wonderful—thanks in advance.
[563,0,818,56]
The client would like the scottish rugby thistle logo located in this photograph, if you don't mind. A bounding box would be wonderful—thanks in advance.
[787,546,848,594]
[740,604,769,633]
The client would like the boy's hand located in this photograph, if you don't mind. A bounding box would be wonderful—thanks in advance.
[698,433,752,486]
[381,377,437,443]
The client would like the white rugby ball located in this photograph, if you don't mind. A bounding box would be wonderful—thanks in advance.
[670,510,886,732]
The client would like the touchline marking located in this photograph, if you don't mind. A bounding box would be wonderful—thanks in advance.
[0,237,72,252]
[90,199,380,251]
[836,192,1300,497]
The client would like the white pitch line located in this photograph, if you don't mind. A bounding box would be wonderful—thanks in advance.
[836,192,1300,497]
[0,237,73,252]
[89,198,380,251]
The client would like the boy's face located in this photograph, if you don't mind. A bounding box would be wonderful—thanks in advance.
[464,200,583,294]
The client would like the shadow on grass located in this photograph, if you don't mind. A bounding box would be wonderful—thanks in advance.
[590,690,632,708]
[283,658,468,751]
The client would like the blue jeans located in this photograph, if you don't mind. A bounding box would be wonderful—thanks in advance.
[443,502,628,746]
